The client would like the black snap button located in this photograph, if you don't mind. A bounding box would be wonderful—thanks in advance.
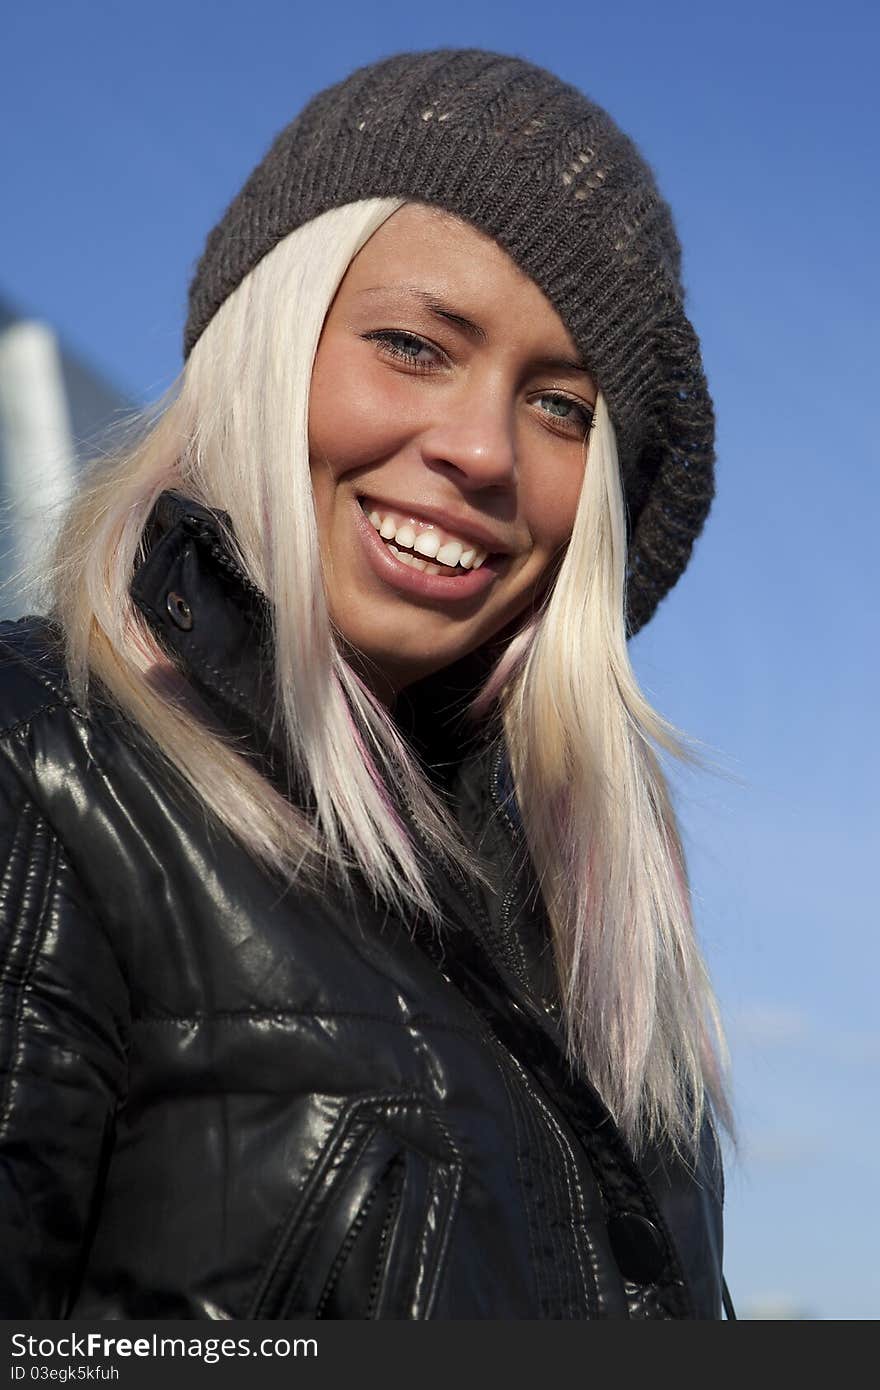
[165,590,193,631]
[607,1212,668,1285]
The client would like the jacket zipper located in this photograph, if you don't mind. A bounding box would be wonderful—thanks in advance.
[410,755,693,1320]
[408,815,600,1316]
[488,741,561,1005]
[441,739,535,997]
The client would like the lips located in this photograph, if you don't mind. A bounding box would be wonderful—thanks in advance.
[359,502,487,576]
[353,494,506,603]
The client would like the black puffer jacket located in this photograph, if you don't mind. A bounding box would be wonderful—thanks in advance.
[0,491,726,1319]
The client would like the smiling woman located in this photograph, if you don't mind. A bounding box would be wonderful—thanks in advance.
[0,49,731,1320]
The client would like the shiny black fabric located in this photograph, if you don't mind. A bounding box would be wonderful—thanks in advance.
[0,491,725,1319]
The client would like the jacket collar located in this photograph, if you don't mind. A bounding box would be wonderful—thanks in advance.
[129,489,503,798]
[130,490,294,793]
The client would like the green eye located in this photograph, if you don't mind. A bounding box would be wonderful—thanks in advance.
[380,332,425,359]
[540,395,572,417]
[363,329,442,371]
[537,393,595,435]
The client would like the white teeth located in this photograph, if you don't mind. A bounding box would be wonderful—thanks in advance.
[436,540,464,569]
[387,543,457,578]
[364,501,490,570]
[413,531,441,560]
[387,544,431,572]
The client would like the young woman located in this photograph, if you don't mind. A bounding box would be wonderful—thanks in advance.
[0,49,733,1319]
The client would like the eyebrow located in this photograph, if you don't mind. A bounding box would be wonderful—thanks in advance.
[355,284,593,378]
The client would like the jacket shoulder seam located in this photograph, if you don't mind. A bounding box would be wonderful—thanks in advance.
[131,1008,487,1044]
[0,700,75,743]
[0,621,84,730]
[0,713,129,995]
[0,803,62,1128]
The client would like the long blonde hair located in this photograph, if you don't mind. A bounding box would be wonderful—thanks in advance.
[43,196,729,1157]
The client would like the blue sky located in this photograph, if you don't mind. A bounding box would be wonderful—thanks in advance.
[3,0,877,1318]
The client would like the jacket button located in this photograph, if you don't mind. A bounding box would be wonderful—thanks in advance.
[607,1212,668,1285]
[165,591,193,630]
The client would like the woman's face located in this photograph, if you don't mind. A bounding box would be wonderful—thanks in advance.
[308,203,597,703]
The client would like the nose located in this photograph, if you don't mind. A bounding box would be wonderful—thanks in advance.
[417,379,517,491]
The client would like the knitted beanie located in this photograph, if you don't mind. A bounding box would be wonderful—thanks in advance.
[185,49,715,635]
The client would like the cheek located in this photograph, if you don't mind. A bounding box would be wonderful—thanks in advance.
[308,344,419,478]
[523,464,585,557]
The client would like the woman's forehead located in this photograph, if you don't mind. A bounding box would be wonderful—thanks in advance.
[340,203,586,362]
[350,202,517,273]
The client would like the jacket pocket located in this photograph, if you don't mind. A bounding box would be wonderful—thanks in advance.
[249,1094,462,1319]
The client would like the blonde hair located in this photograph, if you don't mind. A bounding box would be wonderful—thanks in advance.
[42,196,729,1157]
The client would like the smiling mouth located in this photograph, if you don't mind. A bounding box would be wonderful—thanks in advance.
[357,497,501,576]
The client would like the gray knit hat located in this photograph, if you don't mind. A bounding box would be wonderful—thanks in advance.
[185,49,715,635]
